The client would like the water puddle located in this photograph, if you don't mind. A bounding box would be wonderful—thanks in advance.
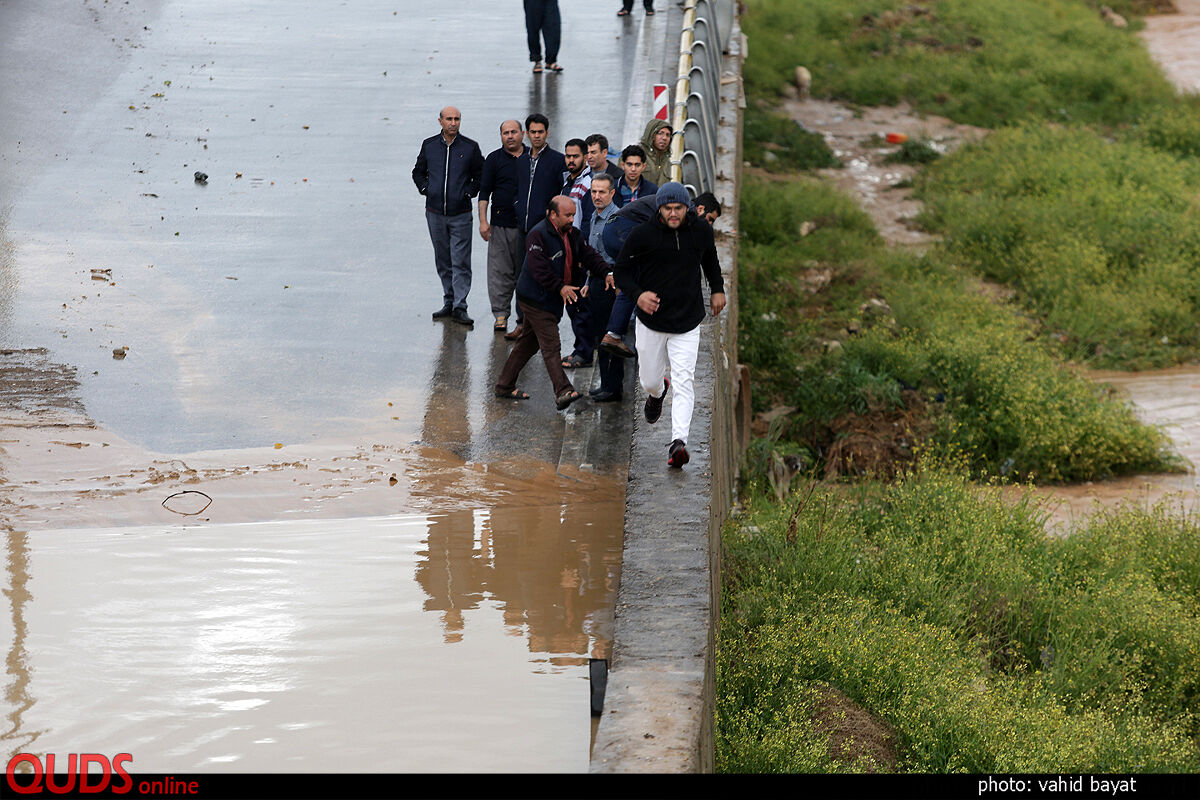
[2,501,622,772]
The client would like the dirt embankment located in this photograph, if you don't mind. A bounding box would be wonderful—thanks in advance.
[776,97,987,250]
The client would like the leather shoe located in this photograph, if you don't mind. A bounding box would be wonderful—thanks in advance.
[592,390,623,403]
[432,303,453,320]
[644,377,669,424]
[599,333,635,359]
[451,308,474,327]
[504,323,524,341]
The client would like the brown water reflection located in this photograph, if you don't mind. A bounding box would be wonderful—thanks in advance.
[416,504,620,662]
[0,493,622,772]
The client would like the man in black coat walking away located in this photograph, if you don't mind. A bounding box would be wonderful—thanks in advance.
[412,106,484,327]
[613,182,726,468]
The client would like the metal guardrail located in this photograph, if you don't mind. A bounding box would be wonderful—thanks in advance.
[670,0,736,196]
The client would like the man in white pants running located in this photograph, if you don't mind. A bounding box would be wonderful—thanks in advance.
[613,182,726,467]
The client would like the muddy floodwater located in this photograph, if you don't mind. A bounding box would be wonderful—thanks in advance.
[1141,1,1200,94]
[1020,4,1200,533]
[1028,367,1200,534]
[3,498,624,772]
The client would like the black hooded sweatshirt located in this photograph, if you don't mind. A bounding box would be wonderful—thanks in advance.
[613,208,724,334]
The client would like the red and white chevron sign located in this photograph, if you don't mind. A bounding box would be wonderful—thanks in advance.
[653,84,669,120]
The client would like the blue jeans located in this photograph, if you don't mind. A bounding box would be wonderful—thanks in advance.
[606,290,635,336]
[523,0,560,63]
[425,210,473,311]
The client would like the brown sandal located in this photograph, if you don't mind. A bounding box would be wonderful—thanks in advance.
[555,389,582,410]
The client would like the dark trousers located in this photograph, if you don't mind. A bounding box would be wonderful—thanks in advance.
[605,290,635,336]
[588,276,624,395]
[565,292,593,363]
[621,0,655,10]
[523,0,561,63]
[425,209,473,311]
[495,301,573,398]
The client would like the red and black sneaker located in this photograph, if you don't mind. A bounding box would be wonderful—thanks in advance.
[644,377,669,424]
[667,438,690,468]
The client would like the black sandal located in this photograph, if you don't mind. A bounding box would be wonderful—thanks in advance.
[561,354,592,369]
[546,63,563,72]
[617,9,630,15]
[495,388,531,400]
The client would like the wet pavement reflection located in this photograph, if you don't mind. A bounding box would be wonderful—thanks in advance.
[2,0,643,773]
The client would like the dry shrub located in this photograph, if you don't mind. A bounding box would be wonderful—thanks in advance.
[812,684,899,772]
[823,390,933,479]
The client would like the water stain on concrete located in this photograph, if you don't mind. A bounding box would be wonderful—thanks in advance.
[1,347,626,771]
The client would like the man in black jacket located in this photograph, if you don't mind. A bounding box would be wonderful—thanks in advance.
[494,196,609,410]
[412,106,485,326]
[478,119,526,334]
[614,182,726,468]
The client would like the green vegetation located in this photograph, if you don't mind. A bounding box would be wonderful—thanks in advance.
[917,125,1200,368]
[741,0,1177,128]
[1136,96,1200,159]
[722,0,1200,774]
[744,105,841,172]
[718,467,1200,772]
[738,174,1177,482]
[882,136,942,165]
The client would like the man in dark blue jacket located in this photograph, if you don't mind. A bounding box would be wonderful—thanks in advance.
[494,196,608,411]
[510,113,566,341]
[412,106,484,326]
[514,114,567,239]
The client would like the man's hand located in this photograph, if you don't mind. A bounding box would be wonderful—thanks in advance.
[637,291,661,314]
[605,273,616,292]
[561,284,580,304]
[710,291,727,316]
[479,220,491,242]
[580,283,590,299]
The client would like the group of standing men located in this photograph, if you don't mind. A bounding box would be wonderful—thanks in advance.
[411,107,725,469]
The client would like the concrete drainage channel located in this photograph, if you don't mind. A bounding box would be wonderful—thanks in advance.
[589,4,746,773]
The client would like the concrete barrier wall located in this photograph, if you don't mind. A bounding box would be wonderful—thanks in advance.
[589,11,745,774]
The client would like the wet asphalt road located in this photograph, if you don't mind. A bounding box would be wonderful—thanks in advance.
[0,0,641,461]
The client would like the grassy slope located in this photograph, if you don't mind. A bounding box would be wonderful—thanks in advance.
[720,0,1200,773]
